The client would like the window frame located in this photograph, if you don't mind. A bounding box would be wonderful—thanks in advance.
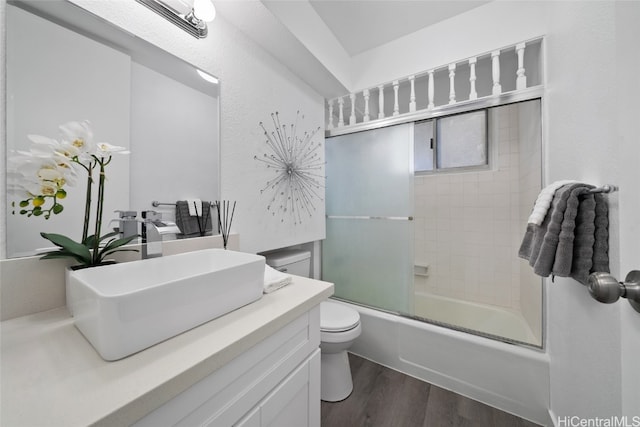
[414,108,490,175]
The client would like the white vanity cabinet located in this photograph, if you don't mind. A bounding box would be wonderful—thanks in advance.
[1,277,333,427]
[235,351,320,427]
[134,306,321,427]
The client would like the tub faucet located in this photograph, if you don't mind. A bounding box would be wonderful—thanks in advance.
[141,210,181,259]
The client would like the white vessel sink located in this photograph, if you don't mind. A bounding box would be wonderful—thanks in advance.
[67,249,265,361]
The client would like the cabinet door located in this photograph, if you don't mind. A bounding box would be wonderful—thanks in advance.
[235,407,260,427]
[135,308,320,427]
[261,349,320,427]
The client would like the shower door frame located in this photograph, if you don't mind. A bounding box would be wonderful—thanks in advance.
[323,88,547,350]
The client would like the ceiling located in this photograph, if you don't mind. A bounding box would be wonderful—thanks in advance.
[214,0,493,98]
[308,0,491,56]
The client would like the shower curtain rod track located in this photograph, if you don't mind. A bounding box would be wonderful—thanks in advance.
[326,215,413,221]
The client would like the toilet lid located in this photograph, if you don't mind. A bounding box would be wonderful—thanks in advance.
[320,301,360,332]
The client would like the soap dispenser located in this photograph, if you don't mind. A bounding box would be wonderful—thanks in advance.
[115,210,138,239]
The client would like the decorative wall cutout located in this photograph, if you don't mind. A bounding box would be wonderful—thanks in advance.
[255,111,324,225]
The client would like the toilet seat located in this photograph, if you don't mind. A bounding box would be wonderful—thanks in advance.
[320,301,360,332]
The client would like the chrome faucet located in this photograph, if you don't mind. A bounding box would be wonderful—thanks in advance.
[141,210,181,259]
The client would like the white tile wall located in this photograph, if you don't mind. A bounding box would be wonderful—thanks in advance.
[414,103,542,320]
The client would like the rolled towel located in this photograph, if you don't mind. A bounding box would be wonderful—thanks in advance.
[264,265,292,294]
[527,180,577,225]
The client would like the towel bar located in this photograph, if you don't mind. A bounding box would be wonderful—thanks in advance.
[587,184,618,194]
[151,201,174,207]
[152,200,215,207]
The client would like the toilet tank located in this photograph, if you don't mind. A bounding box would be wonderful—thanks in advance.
[265,249,311,278]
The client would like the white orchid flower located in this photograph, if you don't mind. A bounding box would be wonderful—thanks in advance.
[58,120,95,160]
[95,142,129,156]
[25,134,84,163]
[10,151,78,190]
[37,165,68,186]
[29,181,58,197]
[55,141,82,159]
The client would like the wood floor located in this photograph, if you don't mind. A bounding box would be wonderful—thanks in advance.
[321,354,540,427]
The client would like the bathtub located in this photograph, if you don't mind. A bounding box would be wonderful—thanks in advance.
[338,300,552,426]
[413,292,541,346]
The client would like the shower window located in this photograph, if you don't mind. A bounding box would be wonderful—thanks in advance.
[414,109,488,173]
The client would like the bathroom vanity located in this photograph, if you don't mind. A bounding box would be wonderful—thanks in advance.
[0,276,333,426]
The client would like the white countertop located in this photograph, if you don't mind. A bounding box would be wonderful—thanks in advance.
[1,277,333,427]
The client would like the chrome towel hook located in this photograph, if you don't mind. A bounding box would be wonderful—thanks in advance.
[587,271,640,313]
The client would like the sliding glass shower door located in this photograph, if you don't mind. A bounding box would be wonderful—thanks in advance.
[322,123,414,314]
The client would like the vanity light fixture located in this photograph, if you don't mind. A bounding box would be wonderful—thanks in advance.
[196,69,219,84]
[135,0,216,39]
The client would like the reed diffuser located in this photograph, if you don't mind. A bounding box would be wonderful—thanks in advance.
[216,200,236,249]
[193,201,211,237]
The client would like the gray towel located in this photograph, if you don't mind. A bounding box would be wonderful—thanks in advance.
[175,201,214,238]
[569,193,596,284]
[519,184,585,277]
[552,186,593,276]
[519,183,610,284]
[570,193,609,284]
[591,193,610,273]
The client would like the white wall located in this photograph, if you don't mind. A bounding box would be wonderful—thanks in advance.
[543,2,625,420]
[211,15,325,253]
[614,1,640,418]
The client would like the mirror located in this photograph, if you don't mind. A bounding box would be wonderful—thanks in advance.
[5,0,220,258]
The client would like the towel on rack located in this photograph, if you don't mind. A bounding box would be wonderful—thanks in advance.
[175,200,213,238]
[551,185,595,277]
[519,183,609,285]
[519,183,587,277]
[526,180,577,225]
[186,198,202,216]
[591,193,610,273]
[570,193,609,284]
[263,265,292,294]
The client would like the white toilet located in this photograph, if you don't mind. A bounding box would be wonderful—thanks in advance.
[264,249,362,402]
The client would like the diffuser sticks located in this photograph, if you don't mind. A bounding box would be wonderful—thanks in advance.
[194,201,211,237]
[216,200,236,249]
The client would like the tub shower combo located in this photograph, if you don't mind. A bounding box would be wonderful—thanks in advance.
[321,39,554,424]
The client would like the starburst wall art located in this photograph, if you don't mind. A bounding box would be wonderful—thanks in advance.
[254,111,324,225]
